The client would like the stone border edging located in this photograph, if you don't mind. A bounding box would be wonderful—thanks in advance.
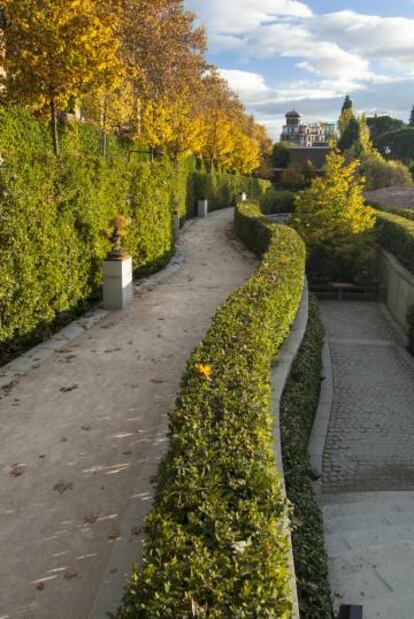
[271,281,309,619]
[308,340,334,494]
[378,248,414,336]
[0,250,185,392]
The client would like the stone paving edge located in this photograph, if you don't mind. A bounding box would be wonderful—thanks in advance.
[308,340,334,493]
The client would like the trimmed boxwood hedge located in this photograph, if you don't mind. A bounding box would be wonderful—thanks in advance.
[371,203,414,222]
[117,202,306,618]
[375,210,414,275]
[280,298,333,618]
[259,189,295,214]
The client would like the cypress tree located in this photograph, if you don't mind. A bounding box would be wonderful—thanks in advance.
[409,105,414,127]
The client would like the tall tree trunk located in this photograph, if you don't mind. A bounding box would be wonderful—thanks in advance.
[50,96,60,157]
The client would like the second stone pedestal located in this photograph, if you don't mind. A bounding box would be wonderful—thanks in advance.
[103,255,133,310]
[197,199,208,218]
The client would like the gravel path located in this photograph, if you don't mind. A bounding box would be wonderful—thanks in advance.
[0,208,257,619]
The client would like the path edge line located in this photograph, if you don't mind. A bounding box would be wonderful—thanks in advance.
[308,332,334,494]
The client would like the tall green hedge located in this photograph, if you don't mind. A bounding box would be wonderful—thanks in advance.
[118,202,305,618]
[0,107,269,358]
[259,189,295,214]
[0,107,178,353]
[375,210,414,275]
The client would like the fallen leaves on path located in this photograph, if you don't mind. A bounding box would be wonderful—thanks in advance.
[83,513,98,525]
[9,463,25,477]
[53,481,73,494]
[60,384,78,393]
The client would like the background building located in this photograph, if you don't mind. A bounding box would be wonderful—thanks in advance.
[281,110,336,147]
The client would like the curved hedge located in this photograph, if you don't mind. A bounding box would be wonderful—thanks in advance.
[372,203,414,222]
[118,202,306,618]
[375,210,414,275]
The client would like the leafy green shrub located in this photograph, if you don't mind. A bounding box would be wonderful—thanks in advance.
[370,203,414,222]
[376,211,414,275]
[280,299,333,618]
[117,201,306,618]
[293,149,376,282]
[361,154,412,190]
[279,166,306,191]
[260,189,295,214]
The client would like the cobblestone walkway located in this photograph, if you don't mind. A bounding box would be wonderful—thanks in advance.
[320,301,414,618]
[321,301,414,493]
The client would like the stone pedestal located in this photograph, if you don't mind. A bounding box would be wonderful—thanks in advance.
[103,256,133,310]
[197,199,208,218]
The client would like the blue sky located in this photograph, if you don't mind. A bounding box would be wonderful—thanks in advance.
[184,0,414,139]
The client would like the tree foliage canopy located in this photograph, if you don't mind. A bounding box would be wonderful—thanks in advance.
[0,0,269,170]
[293,148,376,279]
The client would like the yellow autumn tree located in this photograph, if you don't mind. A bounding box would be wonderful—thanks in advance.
[141,93,205,162]
[197,72,239,171]
[229,127,261,174]
[1,0,122,154]
[81,78,134,156]
[293,148,376,280]
[119,0,207,137]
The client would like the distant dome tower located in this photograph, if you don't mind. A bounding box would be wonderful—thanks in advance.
[285,110,301,128]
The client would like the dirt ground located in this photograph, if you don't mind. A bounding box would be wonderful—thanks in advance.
[364,185,414,210]
[0,208,257,619]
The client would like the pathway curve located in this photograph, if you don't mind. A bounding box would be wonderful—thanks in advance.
[0,208,257,619]
[319,301,414,618]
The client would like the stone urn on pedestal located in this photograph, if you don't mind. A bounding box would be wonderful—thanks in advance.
[102,216,133,310]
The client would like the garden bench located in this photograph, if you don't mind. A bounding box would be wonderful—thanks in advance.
[309,281,381,300]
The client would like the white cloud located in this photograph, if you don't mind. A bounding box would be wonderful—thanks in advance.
[188,1,414,82]
[219,69,270,98]
[187,0,312,33]
[242,22,371,80]
[313,11,414,75]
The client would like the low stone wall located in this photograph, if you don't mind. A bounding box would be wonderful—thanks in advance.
[271,282,309,619]
[378,248,414,336]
